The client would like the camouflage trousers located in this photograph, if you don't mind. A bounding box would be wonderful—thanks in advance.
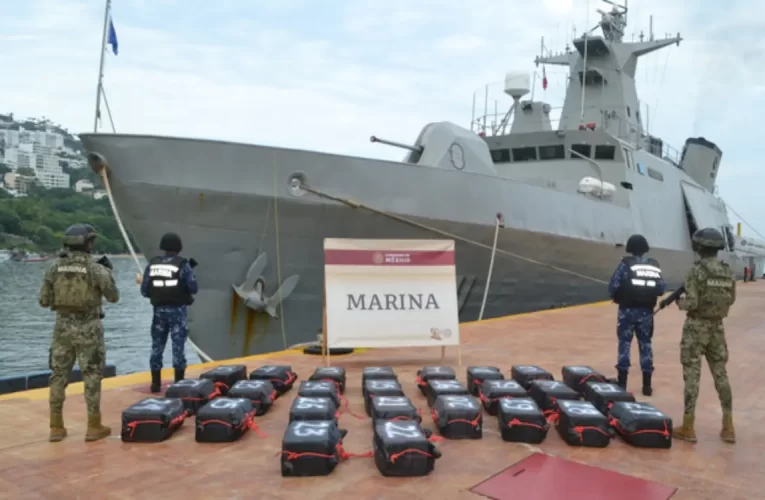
[149,309,188,372]
[615,307,654,373]
[49,314,105,415]
[680,317,733,416]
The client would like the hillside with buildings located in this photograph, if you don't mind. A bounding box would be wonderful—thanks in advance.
[0,112,102,197]
[0,112,131,254]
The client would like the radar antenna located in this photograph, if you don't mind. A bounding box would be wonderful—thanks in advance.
[597,0,628,42]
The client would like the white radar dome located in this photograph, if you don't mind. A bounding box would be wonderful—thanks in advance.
[504,71,531,99]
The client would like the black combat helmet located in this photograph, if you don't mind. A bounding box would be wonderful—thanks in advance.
[692,227,726,253]
[626,234,649,256]
[62,224,98,251]
[159,232,183,253]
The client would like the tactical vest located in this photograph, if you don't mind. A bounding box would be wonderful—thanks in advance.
[51,255,97,312]
[692,260,735,319]
[614,256,663,308]
[147,255,191,307]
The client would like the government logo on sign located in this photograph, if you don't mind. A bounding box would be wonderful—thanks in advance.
[373,252,384,265]
[430,328,453,340]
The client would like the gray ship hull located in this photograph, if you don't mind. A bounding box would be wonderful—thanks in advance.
[80,133,707,361]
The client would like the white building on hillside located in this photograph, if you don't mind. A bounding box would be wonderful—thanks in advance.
[36,170,70,189]
[3,172,36,195]
[18,130,63,150]
[14,143,70,189]
[68,158,86,169]
[75,179,94,192]
[15,146,35,171]
[1,129,20,147]
[2,147,18,169]
[22,143,59,172]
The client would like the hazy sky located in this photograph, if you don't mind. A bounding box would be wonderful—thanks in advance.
[2,0,764,235]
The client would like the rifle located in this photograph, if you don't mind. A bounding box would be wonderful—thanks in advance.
[657,286,685,313]
[189,258,199,269]
[96,255,113,270]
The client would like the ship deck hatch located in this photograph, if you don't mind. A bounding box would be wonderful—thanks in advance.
[680,181,723,239]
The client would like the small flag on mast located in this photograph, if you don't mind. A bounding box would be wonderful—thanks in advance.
[107,18,119,55]
[542,66,548,90]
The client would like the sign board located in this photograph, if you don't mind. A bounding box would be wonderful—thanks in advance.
[323,238,461,350]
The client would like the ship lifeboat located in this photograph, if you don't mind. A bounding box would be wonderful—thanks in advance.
[577,176,616,199]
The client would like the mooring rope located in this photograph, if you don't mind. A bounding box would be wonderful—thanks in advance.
[478,214,502,321]
[98,170,141,273]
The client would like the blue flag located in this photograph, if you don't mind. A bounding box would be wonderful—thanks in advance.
[108,18,118,55]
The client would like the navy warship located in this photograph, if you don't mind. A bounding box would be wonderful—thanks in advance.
[80,2,745,361]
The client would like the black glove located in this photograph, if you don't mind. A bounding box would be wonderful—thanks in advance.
[189,257,199,268]
[96,255,113,270]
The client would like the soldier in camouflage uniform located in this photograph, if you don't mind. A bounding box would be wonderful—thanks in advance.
[608,234,666,395]
[673,227,736,444]
[38,224,120,442]
[139,233,198,392]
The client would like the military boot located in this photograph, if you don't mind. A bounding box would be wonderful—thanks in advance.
[49,411,67,442]
[720,411,736,443]
[150,370,162,393]
[617,371,628,390]
[672,414,697,443]
[642,372,653,396]
[85,412,112,442]
[174,368,185,383]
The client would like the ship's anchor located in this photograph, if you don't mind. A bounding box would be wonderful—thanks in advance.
[232,252,300,318]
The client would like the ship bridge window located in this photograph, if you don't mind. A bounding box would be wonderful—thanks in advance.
[646,167,664,181]
[490,148,510,163]
[623,147,634,170]
[539,145,565,160]
[512,147,537,162]
[594,145,616,160]
[578,69,605,86]
[570,144,591,158]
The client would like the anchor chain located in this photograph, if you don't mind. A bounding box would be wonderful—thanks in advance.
[298,183,609,286]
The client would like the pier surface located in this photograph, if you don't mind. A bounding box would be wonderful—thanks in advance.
[1,284,763,499]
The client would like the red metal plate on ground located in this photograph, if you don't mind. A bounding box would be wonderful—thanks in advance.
[471,452,677,500]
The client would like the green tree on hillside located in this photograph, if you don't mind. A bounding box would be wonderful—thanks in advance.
[0,189,138,253]
[0,205,22,233]
[16,167,35,177]
[62,164,99,187]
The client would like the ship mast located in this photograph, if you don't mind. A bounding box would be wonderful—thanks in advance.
[534,0,680,143]
[93,0,111,133]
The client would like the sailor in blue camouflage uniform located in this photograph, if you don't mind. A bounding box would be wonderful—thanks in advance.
[608,234,666,396]
[140,232,198,392]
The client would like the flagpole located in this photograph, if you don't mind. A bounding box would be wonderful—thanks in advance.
[93,0,111,133]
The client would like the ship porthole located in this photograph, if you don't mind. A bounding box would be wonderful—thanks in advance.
[288,172,307,197]
[449,143,465,170]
